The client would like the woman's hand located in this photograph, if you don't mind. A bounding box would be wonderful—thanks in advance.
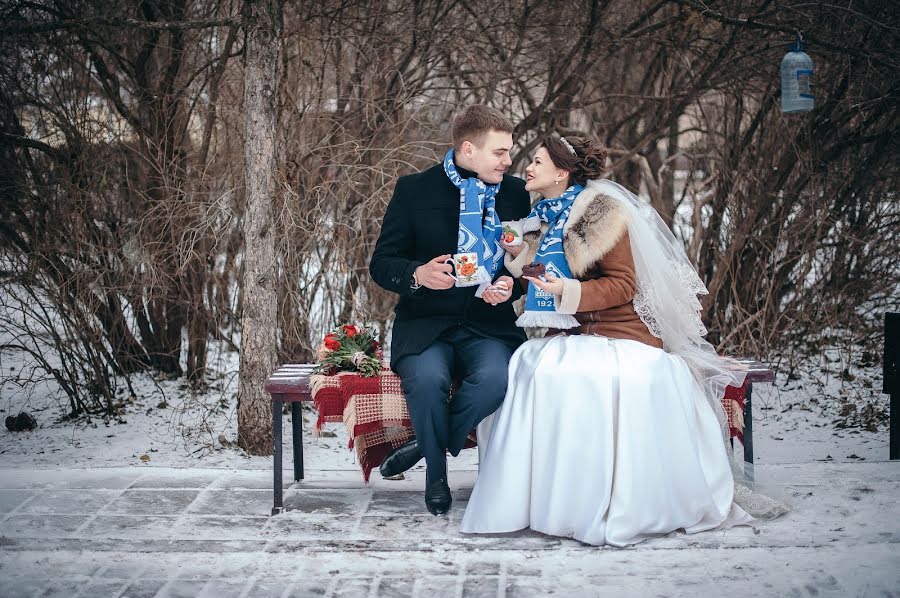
[502,241,525,258]
[523,273,564,296]
[482,276,513,305]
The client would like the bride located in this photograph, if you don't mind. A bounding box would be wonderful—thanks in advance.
[460,134,775,547]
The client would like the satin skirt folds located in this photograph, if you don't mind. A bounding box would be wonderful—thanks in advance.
[461,335,752,547]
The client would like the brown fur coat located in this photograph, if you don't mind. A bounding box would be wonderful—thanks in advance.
[505,186,662,348]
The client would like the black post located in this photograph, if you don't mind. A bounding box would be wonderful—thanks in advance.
[743,383,754,465]
[885,313,898,460]
[892,393,899,461]
[291,402,304,481]
[272,395,284,515]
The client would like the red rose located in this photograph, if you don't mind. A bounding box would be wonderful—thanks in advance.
[342,324,358,338]
[370,340,380,352]
[323,334,341,350]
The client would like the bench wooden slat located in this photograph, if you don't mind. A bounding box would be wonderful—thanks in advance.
[267,362,776,388]
[265,364,317,398]
[264,360,775,398]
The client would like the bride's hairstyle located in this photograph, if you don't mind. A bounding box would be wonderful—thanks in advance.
[542,134,608,186]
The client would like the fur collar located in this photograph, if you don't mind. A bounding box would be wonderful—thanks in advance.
[521,186,630,278]
[563,186,630,277]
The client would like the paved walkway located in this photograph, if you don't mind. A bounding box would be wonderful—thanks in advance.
[1,463,898,597]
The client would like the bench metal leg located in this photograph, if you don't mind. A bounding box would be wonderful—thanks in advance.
[891,392,898,460]
[272,396,284,515]
[291,402,304,481]
[743,383,754,465]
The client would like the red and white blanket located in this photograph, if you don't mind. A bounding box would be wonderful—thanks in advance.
[310,371,413,482]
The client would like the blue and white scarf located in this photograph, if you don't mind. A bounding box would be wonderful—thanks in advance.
[443,149,503,290]
[515,184,584,329]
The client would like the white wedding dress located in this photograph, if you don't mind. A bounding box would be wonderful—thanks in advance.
[460,334,753,547]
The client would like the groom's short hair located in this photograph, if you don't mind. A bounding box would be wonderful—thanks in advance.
[451,105,514,150]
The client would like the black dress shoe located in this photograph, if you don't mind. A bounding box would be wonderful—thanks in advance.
[379,439,423,478]
[425,477,452,515]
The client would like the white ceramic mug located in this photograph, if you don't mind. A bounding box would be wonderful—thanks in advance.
[443,252,481,286]
[500,220,524,247]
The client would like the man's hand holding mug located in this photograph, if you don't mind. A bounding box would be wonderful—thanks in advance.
[414,254,455,290]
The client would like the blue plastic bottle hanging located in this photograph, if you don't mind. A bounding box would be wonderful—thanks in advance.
[781,34,814,113]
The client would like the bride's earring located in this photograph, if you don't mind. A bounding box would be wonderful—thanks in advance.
[554,176,561,185]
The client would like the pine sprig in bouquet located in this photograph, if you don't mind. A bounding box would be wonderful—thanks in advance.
[315,324,384,377]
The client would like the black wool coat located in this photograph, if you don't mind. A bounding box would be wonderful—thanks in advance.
[369,162,531,368]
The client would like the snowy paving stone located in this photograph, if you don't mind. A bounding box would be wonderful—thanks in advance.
[451,533,561,551]
[102,489,202,515]
[0,514,90,538]
[97,558,147,580]
[281,488,372,514]
[505,561,543,577]
[185,489,273,517]
[0,551,103,578]
[3,577,48,598]
[196,579,249,598]
[171,515,269,540]
[19,489,121,515]
[73,580,129,597]
[134,555,195,580]
[54,470,145,490]
[0,490,34,513]
[505,578,555,597]
[156,579,208,597]
[453,487,472,501]
[415,576,462,598]
[169,557,224,580]
[286,580,329,596]
[209,471,282,490]
[304,553,459,578]
[130,472,220,489]
[367,490,430,515]
[0,469,142,491]
[373,576,415,597]
[119,576,168,597]
[461,575,500,598]
[356,515,452,539]
[332,577,373,597]
[81,515,179,539]
[464,560,501,576]
[34,580,85,597]
[215,554,289,581]
[244,578,295,597]
[263,513,358,541]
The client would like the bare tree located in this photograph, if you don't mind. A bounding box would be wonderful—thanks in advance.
[236,0,283,454]
[1,0,896,441]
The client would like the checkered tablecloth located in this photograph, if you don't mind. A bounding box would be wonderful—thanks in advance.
[310,371,413,482]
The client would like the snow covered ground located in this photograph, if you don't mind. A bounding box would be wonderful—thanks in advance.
[1,334,897,597]
[0,462,898,597]
[1,333,892,470]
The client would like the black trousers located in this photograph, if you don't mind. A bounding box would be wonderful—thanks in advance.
[393,325,515,482]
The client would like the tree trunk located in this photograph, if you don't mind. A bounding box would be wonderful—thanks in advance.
[237,0,283,455]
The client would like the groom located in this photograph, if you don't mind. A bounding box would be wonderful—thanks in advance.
[369,105,530,515]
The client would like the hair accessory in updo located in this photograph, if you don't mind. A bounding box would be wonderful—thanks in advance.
[558,135,577,156]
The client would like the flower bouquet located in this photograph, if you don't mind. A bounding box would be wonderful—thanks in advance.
[315,324,384,377]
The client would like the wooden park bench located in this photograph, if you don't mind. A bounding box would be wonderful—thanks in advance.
[264,360,775,515]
